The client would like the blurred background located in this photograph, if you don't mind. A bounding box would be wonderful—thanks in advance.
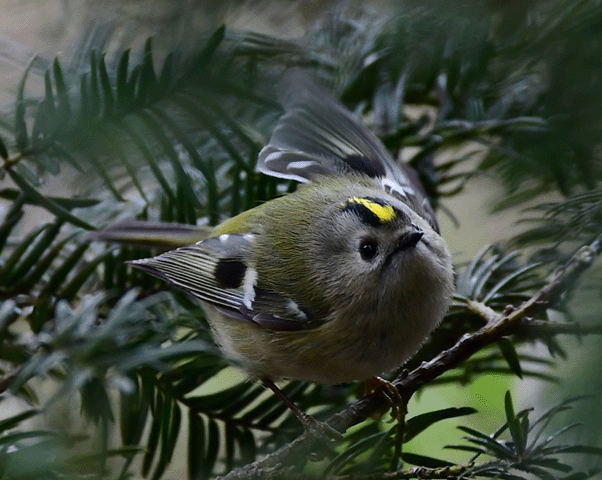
[1,1,601,479]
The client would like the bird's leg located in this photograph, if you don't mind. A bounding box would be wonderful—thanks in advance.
[364,376,405,422]
[261,377,342,440]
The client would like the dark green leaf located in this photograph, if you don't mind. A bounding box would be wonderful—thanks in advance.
[78,72,90,120]
[137,37,158,105]
[4,220,63,286]
[505,390,526,456]
[531,458,573,473]
[43,70,56,124]
[162,402,181,474]
[237,429,256,465]
[100,123,148,201]
[29,297,52,334]
[135,110,200,216]
[127,65,140,107]
[6,168,95,230]
[46,143,85,173]
[142,391,164,477]
[35,153,61,175]
[471,254,501,299]
[52,57,66,97]
[455,245,495,297]
[243,392,292,428]
[89,50,100,117]
[116,48,131,110]
[0,133,8,159]
[99,54,115,117]
[533,423,585,454]
[31,99,48,142]
[540,445,602,456]
[53,57,71,117]
[151,397,176,480]
[118,119,175,202]
[0,188,99,209]
[15,56,37,150]
[0,409,39,432]
[80,377,114,424]
[188,411,205,480]
[400,452,455,468]
[404,407,477,442]
[174,25,225,90]
[134,375,152,444]
[224,423,236,473]
[197,25,225,66]
[0,223,47,281]
[326,431,389,475]
[85,150,125,201]
[187,382,253,412]
[445,444,487,454]
[458,425,515,458]
[526,464,562,480]
[0,430,56,447]
[39,242,89,298]
[149,106,218,224]
[205,419,220,478]
[562,473,597,480]
[482,262,542,304]
[158,51,176,93]
[173,94,254,174]
[222,384,267,421]
[497,338,523,379]
[0,193,25,252]
[120,377,139,447]
[15,161,39,184]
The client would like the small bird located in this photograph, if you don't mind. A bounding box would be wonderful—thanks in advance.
[128,72,454,430]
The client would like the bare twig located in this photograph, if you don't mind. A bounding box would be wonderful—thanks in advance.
[330,462,484,479]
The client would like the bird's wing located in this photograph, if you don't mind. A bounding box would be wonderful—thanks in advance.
[129,233,320,331]
[257,71,439,232]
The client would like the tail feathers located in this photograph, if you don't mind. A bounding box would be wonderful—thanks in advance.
[87,220,213,249]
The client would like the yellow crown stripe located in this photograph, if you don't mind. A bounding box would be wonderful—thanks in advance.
[348,197,397,223]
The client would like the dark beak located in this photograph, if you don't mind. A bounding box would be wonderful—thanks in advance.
[384,224,424,269]
[396,225,423,252]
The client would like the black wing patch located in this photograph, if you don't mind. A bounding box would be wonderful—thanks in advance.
[214,258,246,289]
[343,154,387,178]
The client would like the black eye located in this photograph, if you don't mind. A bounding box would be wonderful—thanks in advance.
[359,239,378,261]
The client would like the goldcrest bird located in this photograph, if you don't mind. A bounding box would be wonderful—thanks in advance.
[127,73,454,428]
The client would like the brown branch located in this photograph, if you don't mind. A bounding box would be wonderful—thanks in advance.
[217,236,602,480]
[330,462,483,479]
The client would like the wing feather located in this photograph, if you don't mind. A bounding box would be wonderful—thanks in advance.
[257,71,440,232]
[129,234,319,331]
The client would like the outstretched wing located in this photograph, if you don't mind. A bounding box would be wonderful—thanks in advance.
[129,234,318,331]
[257,71,439,232]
